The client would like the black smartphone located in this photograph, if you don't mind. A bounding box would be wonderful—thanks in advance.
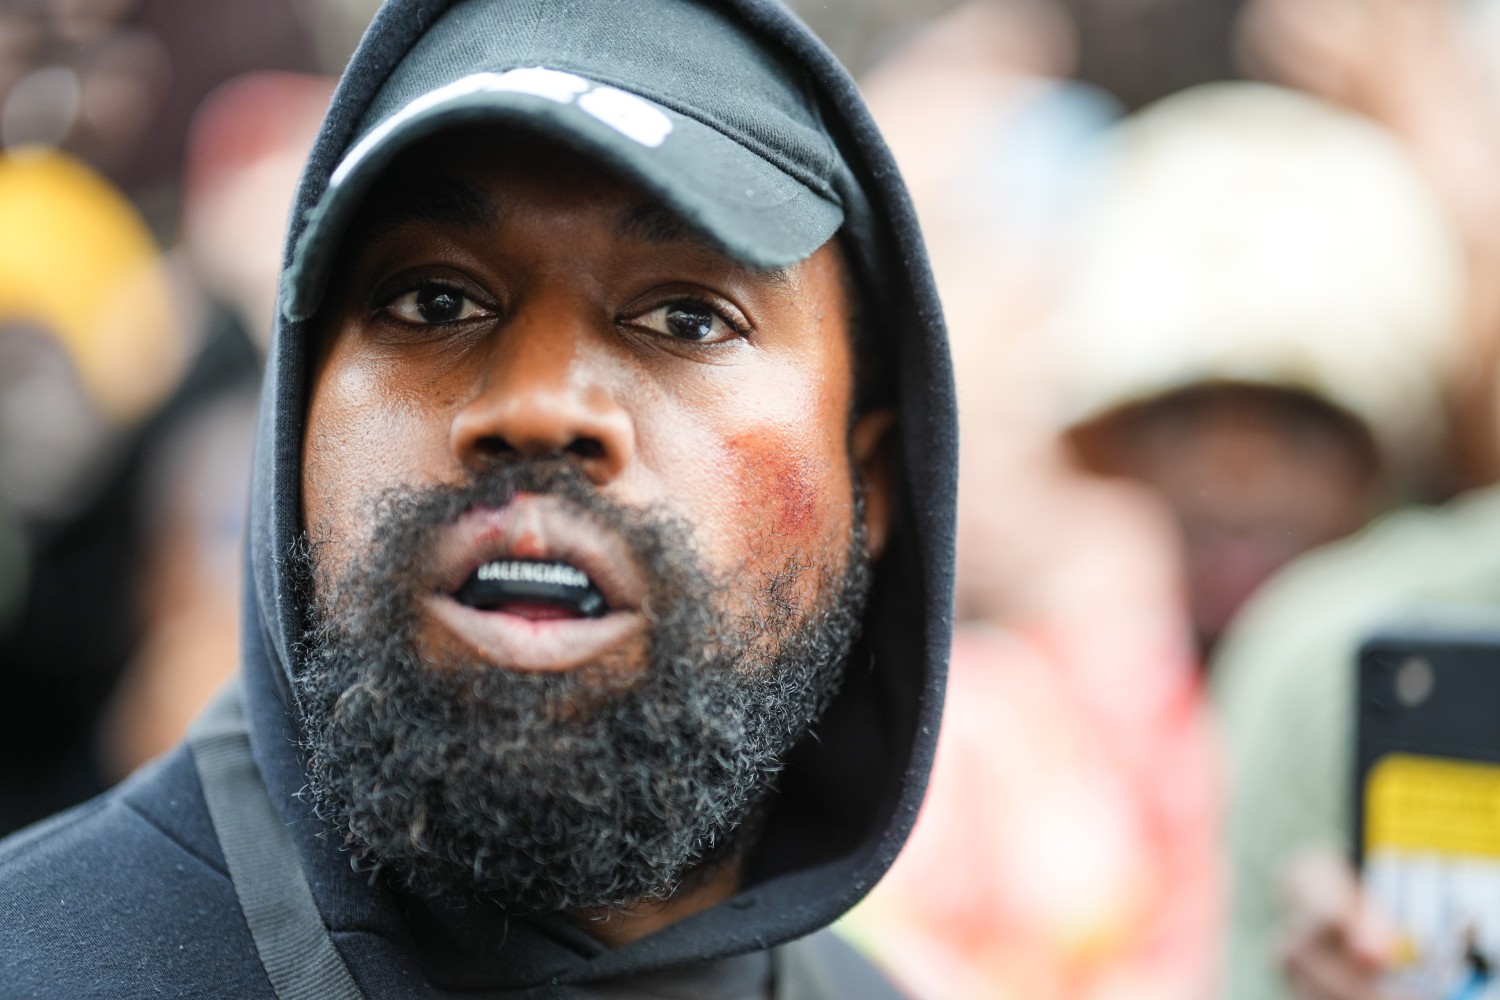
[1356,623,1500,1000]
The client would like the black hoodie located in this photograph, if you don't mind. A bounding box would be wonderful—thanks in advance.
[0,1,955,995]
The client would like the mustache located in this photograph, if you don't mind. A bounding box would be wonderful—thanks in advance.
[375,460,630,540]
[311,460,665,584]
[300,458,710,643]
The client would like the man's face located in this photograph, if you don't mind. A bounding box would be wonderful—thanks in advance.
[1071,384,1377,651]
[296,130,892,910]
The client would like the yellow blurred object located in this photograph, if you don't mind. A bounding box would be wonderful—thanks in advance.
[0,145,180,424]
[1366,753,1500,859]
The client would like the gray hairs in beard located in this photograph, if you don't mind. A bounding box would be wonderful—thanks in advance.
[292,461,871,912]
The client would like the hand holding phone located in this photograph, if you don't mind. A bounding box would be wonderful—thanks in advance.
[1356,627,1500,1000]
[1279,847,1414,1000]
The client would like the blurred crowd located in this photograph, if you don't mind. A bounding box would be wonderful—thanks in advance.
[6,0,1500,998]
[0,0,345,827]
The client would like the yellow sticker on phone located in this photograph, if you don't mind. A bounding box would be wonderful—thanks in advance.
[1366,754,1500,858]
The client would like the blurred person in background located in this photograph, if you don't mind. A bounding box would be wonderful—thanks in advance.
[0,2,331,833]
[783,0,1260,107]
[839,5,1222,998]
[1050,83,1465,656]
[1212,442,1500,1000]
[1235,0,1500,492]
[0,145,181,831]
[1058,0,1251,111]
[93,71,332,780]
[172,72,338,354]
[0,0,320,231]
[1209,3,1500,999]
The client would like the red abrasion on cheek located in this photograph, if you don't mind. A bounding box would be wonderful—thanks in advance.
[725,431,820,540]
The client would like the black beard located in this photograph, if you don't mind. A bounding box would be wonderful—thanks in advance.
[293,461,870,912]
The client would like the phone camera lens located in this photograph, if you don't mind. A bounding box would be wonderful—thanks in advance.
[1394,655,1435,707]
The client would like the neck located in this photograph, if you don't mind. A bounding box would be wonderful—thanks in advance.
[566,861,743,948]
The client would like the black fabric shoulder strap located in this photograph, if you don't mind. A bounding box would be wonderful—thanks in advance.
[188,681,367,1000]
[774,929,910,1000]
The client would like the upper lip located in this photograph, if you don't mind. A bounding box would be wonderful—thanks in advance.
[429,494,647,613]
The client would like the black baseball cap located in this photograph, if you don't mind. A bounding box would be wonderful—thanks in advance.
[282,0,863,322]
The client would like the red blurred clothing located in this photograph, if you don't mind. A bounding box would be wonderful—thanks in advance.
[845,622,1221,1000]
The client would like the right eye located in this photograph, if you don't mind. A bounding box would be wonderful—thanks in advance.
[383,283,492,325]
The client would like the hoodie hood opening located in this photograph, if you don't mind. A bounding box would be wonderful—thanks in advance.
[245,0,955,985]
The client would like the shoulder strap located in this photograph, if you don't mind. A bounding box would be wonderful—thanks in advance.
[774,929,910,1000]
[187,681,367,1000]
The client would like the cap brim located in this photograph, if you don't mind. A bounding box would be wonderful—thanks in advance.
[282,69,844,322]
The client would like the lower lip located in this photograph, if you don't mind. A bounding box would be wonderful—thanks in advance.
[422,596,644,672]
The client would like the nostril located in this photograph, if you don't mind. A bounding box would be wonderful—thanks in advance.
[567,438,605,460]
[467,435,606,462]
[475,435,518,457]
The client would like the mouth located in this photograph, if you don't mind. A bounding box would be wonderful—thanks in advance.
[421,496,649,672]
[452,558,608,620]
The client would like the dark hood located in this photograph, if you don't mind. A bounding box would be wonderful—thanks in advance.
[238,0,955,987]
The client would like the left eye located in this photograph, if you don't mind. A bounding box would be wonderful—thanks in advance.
[384,284,491,324]
[625,301,743,343]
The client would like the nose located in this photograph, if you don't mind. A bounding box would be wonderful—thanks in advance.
[450,301,634,484]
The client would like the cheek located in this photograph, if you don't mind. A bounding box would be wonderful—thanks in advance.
[724,430,823,539]
[654,362,854,577]
[734,355,855,542]
[302,352,450,543]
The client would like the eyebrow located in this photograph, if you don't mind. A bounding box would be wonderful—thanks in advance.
[355,173,498,242]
